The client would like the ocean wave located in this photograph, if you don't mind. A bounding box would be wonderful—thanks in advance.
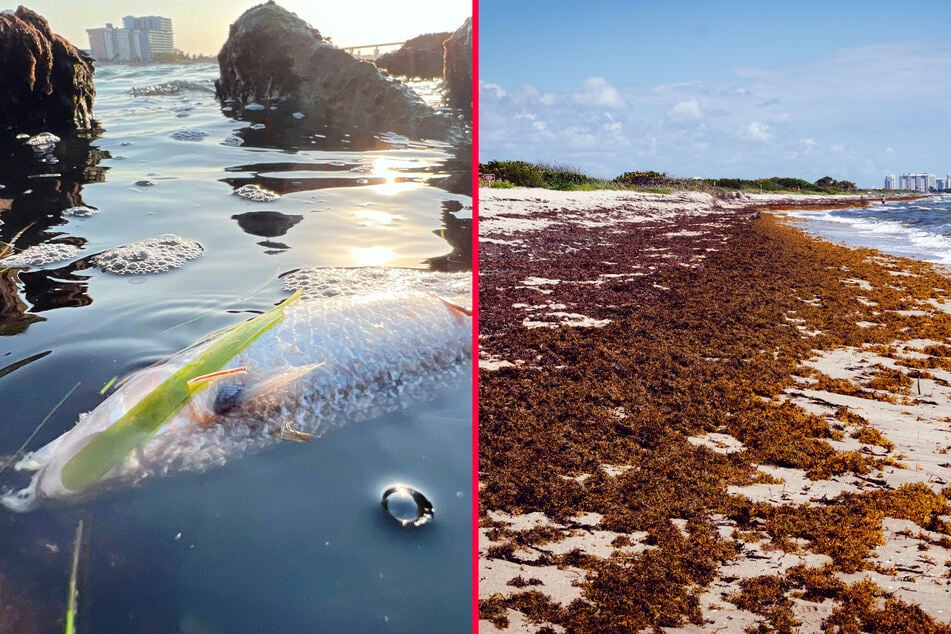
[789,204,951,265]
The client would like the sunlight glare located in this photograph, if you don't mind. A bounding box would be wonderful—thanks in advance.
[351,246,396,266]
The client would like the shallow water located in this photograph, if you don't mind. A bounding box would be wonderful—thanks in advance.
[0,63,471,631]
[786,196,951,266]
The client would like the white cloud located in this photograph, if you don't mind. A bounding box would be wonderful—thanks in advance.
[479,42,951,185]
[572,76,626,110]
[480,81,507,99]
[666,98,703,125]
[740,121,771,142]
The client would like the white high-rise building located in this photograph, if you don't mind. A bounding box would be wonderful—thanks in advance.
[884,174,896,190]
[87,15,174,62]
[898,172,936,193]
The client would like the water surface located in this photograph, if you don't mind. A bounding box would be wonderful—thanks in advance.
[786,196,951,266]
[0,63,471,631]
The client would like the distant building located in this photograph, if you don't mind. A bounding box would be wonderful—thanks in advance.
[884,174,896,190]
[123,16,174,57]
[899,172,935,193]
[86,15,174,63]
[938,178,947,191]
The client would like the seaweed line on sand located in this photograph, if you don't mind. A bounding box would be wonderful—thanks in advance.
[478,189,951,634]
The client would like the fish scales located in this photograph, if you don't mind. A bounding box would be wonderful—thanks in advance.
[1,292,470,512]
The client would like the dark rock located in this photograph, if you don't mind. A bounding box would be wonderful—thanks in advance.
[215,2,450,139]
[443,18,472,112]
[231,211,303,237]
[375,32,451,79]
[0,6,96,134]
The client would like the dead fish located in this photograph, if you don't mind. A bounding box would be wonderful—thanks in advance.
[1,290,471,512]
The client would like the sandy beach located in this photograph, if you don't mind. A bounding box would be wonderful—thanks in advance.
[478,188,951,632]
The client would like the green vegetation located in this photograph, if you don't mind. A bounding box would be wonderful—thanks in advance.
[479,161,613,191]
[60,291,303,492]
[479,160,861,194]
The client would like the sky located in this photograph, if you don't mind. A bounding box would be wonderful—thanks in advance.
[479,0,951,187]
[13,0,470,54]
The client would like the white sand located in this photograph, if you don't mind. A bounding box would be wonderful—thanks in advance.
[479,189,951,629]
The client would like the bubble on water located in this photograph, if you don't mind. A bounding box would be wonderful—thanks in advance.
[244,102,266,111]
[292,112,305,119]
[248,123,266,131]
[134,180,154,187]
[222,135,244,147]
[63,205,98,218]
[93,235,203,275]
[381,485,433,527]
[24,132,60,150]
[170,129,208,141]
[233,184,279,202]
[281,266,470,300]
[2,243,81,267]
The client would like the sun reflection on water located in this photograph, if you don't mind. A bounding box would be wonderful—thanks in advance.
[350,245,396,266]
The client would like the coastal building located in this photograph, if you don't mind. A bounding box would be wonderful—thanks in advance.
[884,174,896,190]
[123,16,174,57]
[899,172,936,193]
[86,15,174,63]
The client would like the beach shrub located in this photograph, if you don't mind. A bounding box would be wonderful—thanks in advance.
[479,160,546,188]
[613,170,668,187]
[479,161,604,190]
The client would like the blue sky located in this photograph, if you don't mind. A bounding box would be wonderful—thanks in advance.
[479,0,951,186]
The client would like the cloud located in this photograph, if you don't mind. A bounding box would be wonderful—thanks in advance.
[740,121,771,142]
[572,77,626,110]
[479,42,951,184]
[666,98,703,126]
[480,81,507,99]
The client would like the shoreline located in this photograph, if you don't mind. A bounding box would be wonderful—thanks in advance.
[479,188,951,632]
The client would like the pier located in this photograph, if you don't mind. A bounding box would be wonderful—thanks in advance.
[342,41,404,60]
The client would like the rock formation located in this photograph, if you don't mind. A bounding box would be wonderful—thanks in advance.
[0,6,96,134]
[375,32,450,79]
[443,18,472,112]
[215,2,450,139]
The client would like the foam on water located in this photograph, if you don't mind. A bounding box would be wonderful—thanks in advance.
[281,266,470,300]
[93,235,203,274]
[232,183,279,201]
[63,205,98,218]
[24,132,60,150]
[170,129,209,141]
[1,243,81,267]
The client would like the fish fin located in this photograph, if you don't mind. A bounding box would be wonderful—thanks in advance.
[432,294,472,318]
[238,363,323,402]
[275,420,315,443]
[187,367,248,391]
[211,363,323,416]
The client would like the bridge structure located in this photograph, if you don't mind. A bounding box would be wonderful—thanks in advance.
[341,41,405,61]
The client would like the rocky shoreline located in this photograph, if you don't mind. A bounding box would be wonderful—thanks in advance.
[479,188,951,632]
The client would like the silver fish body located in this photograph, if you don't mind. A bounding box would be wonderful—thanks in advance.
[1,291,471,512]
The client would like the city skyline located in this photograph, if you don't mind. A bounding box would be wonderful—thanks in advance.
[884,172,951,192]
[480,0,951,188]
[14,1,470,55]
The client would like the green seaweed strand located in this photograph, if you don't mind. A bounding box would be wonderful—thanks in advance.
[60,290,303,492]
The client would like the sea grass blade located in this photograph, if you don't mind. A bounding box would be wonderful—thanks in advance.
[60,291,302,492]
[64,519,83,634]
